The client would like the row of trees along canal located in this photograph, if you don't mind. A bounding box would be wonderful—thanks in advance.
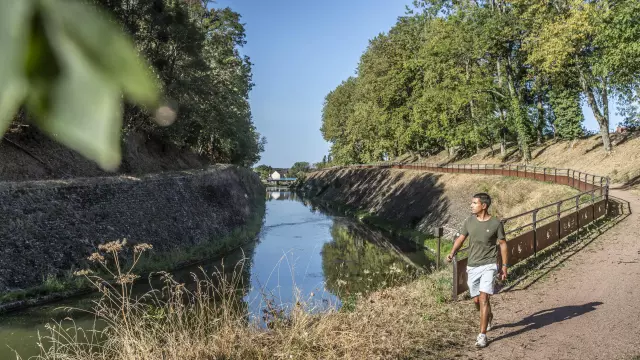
[320,0,640,165]
[10,0,265,168]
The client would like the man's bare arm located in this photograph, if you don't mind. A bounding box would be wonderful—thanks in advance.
[498,239,508,280]
[446,234,467,262]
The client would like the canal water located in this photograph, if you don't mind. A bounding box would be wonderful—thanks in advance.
[0,188,434,359]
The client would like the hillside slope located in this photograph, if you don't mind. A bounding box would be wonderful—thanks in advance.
[397,133,640,190]
[0,125,210,182]
[304,168,579,237]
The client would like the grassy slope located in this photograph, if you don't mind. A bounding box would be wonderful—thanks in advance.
[306,168,580,239]
[396,132,640,190]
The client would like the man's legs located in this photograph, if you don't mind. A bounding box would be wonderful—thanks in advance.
[475,265,497,347]
[479,291,492,334]
[474,295,493,329]
[468,264,495,347]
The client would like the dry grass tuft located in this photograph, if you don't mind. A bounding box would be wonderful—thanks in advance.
[26,242,477,360]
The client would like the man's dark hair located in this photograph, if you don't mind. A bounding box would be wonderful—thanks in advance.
[473,193,492,209]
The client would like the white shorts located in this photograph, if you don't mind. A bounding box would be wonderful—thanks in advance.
[466,263,498,298]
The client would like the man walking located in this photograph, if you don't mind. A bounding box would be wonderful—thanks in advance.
[446,193,508,348]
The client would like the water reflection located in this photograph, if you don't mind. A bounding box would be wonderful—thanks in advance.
[1,189,434,359]
[322,220,432,299]
[265,187,300,202]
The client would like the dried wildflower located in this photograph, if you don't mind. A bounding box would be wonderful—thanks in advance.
[116,274,139,284]
[96,282,108,294]
[134,243,153,254]
[88,252,105,263]
[98,239,127,253]
[73,269,94,276]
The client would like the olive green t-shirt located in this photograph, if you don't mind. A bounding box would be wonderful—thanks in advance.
[460,215,505,267]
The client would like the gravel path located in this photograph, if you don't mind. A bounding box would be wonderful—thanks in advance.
[464,188,640,360]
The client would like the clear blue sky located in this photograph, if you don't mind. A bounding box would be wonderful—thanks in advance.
[213,1,622,168]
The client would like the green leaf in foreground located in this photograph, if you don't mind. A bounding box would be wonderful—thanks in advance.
[36,24,123,171]
[44,0,159,107]
[0,0,160,170]
[0,0,32,135]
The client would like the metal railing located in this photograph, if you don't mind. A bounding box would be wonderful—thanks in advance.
[310,161,611,300]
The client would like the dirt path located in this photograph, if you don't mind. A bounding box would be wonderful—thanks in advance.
[464,188,640,360]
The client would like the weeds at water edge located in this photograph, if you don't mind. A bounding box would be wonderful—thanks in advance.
[23,240,476,360]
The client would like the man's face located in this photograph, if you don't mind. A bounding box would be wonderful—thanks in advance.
[471,197,486,214]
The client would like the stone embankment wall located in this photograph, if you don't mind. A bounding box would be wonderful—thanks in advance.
[0,165,264,292]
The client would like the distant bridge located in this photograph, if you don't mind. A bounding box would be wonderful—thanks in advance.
[264,177,297,185]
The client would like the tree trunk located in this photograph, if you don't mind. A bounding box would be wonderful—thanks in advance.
[580,73,612,152]
[536,96,545,145]
[470,99,480,154]
[500,110,507,157]
[505,60,532,162]
[508,94,532,162]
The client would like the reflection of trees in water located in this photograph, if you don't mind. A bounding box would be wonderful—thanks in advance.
[321,221,432,300]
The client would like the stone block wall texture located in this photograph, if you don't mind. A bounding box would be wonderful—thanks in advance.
[0,165,265,292]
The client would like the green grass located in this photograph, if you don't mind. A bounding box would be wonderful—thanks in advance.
[311,200,451,263]
[356,210,453,262]
[0,273,90,304]
[135,201,265,274]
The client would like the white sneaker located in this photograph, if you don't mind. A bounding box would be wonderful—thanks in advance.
[475,333,488,348]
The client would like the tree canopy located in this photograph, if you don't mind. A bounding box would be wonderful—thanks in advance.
[254,164,273,180]
[289,161,311,178]
[0,0,264,169]
[321,0,640,164]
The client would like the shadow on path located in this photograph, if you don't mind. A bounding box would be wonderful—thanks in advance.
[491,302,603,343]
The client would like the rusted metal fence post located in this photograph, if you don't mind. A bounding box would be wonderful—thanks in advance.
[605,177,610,214]
[578,171,581,190]
[533,210,538,256]
[557,201,562,239]
[452,256,458,301]
[576,195,581,233]
[437,227,443,270]
[600,177,603,196]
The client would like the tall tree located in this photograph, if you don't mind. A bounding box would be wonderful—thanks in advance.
[515,0,640,153]
[254,164,273,180]
[94,0,265,166]
[321,0,640,164]
[289,161,311,178]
